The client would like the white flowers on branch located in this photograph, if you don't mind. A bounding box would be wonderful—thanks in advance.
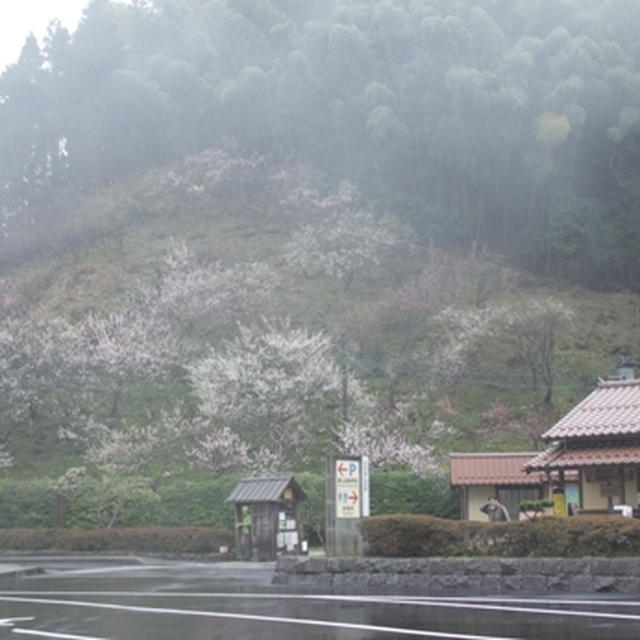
[188,317,344,465]
[424,296,573,400]
[284,210,413,287]
[83,308,179,380]
[333,397,443,477]
[425,305,500,385]
[0,313,89,431]
[150,239,277,332]
[79,239,278,393]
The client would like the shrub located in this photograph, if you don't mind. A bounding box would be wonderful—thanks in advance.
[0,527,234,553]
[362,515,463,557]
[519,499,554,513]
[361,514,640,557]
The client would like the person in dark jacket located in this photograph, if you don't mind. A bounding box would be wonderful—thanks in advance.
[480,496,510,521]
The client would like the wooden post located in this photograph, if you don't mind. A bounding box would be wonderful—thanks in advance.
[234,503,242,558]
[55,495,67,528]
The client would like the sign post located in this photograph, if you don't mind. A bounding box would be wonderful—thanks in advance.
[325,455,369,556]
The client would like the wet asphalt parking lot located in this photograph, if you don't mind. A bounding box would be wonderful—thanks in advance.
[0,557,637,639]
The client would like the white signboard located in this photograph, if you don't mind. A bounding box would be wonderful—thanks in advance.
[361,455,370,517]
[336,459,360,518]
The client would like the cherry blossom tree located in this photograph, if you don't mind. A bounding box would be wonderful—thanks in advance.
[68,406,264,480]
[187,317,347,467]
[77,240,279,417]
[334,418,438,477]
[0,312,90,437]
[333,388,452,476]
[424,305,500,386]
[284,210,413,288]
[146,239,278,336]
[498,297,574,403]
[83,308,179,381]
[143,146,271,201]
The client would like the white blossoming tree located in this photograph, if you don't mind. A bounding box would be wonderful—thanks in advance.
[187,317,345,469]
[73,409,253,480]
[77,240,279,418]
[284,210,413,288]
[0,312,90,442]
[147,239,278,337]
[498,297,574,403]
[333,394,447,477]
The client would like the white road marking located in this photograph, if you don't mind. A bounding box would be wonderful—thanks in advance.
[0,590,637,635]
[1,590,640,615]
[12,629,109,640]
[0,618,35,627]
[48,566,170,576]
[379,596,640,622]
[419,595,640,607]
[0,595,519,640]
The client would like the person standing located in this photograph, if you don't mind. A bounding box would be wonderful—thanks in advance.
[236,505,253,560]
[480,496,510,522]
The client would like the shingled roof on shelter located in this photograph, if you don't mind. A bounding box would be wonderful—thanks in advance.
[541,379,640,440]
[225,475,305,503]
[450,453,546,486]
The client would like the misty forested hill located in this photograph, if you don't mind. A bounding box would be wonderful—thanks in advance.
[1,0,640,481]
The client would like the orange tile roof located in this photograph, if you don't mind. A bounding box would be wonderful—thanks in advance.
[543,379,640,440]
[450,452,545,486]
[526,443,640,471]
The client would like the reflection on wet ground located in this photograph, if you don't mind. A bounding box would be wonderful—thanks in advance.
[0,558,636,639]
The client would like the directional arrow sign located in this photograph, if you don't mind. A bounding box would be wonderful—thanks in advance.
[335,459,360,518]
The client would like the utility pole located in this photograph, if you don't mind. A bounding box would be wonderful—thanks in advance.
[339,333,348,423]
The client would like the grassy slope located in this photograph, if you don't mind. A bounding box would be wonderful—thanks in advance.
[5,176,640,475]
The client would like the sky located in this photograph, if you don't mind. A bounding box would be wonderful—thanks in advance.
[0,0,89,72]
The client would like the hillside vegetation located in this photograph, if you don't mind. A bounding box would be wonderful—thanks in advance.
[2,151,639,485]
[2,0,640,491]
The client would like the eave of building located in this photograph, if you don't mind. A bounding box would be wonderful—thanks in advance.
[525,441,640,471]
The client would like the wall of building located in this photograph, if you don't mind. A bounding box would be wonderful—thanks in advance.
[581,473,608,509]
[581,468,638,510]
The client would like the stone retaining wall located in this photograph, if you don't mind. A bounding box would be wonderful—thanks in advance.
[273,556,640,593]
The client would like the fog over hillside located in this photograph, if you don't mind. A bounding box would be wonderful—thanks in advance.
[1,0,639,482]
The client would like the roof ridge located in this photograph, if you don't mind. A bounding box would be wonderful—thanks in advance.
[450,452,537,458]
[597,378,640,388]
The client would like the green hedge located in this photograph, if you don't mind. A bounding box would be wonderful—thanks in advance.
[0,471,456,535]
[369,471,459,519]
[361,514,640,557]
[0,527,233,553]
[153,475,242,529]
[0,480,58,528]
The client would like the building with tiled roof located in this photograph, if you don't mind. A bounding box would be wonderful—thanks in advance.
[450,453,578,521]
[525,378,640,514]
